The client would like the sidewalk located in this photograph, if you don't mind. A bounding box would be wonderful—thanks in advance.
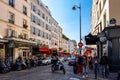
[75,69,118,80]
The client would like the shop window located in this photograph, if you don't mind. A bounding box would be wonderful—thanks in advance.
[23,52,26,57]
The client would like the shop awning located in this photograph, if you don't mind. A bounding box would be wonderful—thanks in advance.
[59,52,64,56]
[39,47,50,55]
[84,49,92,55]
[5,37,37,46]
[85,33,99,45]
[39,47,49,52]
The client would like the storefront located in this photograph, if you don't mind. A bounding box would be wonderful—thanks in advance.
[0,39,8,60]
[5,38,37,62]
[98,26,120,72]
[39,47,50,58]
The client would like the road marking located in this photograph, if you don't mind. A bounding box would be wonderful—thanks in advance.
[69,77,80,80]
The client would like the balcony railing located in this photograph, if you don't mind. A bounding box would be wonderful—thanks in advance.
[9,3,14,7]
[9,19,14,24]
[23,11,27,15]
[23,24,28,29]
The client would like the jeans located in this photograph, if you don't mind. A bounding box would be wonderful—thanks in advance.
[101,65,109,77]
[94,63,98,79]
[82,65,88,76]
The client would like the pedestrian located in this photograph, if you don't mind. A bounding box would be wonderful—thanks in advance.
[93,53,99,79]
[82,55,88,78]
[100,53,109,78]
[77,54,83,74]
[73,57,78,74]
[88,56,93,70]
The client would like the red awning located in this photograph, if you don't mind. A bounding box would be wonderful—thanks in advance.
[59,52,64,56]
[39,47,50,55]
[84,49,92,55]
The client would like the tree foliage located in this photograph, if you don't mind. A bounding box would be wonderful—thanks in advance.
[62,34,69,40]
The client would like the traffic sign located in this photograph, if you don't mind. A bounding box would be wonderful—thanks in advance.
[78,42,83,47]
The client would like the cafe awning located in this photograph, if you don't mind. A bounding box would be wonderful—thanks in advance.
[39,47,50,55]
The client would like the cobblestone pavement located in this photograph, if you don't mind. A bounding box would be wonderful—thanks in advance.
[0,62,118,80]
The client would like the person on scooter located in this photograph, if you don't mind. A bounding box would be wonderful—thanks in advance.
[51,55,59,66]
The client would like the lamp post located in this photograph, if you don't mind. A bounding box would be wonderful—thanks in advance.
[72,3,82,54]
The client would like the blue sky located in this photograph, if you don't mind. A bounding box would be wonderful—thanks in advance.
[42,0,92,43]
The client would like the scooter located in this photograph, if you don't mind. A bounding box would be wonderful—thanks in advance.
[0,61,8,73]
[51,61,66,74]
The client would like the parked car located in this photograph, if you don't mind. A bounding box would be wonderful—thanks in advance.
[37,58,42,66]
[68,57,76,66]
[41,58,49,65]
[59,57,64,62]
[46,57,52,64]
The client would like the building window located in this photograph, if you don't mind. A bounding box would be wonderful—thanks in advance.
[46,33,48,39]
[38,9,41,16]
[41,21,44,27]
[42,13,45,19]
[23,6,27,15]
[31,14,36,23]
[46,16,48,22]
[32,4,36,12]
[7,29,17,37]
[23,19,28,29]
[31,27,35,35]
[42,32,44,38]
[37,19,40,26]
[9,0,14,7]
[38,30,41,36]
[9,12,14,24]
[46,24,48,30]
[23,33,28,39]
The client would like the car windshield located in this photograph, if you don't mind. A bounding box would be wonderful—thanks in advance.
[70,58,75,60]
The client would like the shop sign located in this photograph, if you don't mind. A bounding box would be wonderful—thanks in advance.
[9,41,16,48]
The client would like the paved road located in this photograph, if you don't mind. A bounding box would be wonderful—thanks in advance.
[0,62,81,80]
[0,62,117,80]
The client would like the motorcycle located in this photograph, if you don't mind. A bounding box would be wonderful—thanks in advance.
[0,61,8,73]
[51,60,66,74]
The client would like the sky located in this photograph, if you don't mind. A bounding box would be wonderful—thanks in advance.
[42,0,92,43]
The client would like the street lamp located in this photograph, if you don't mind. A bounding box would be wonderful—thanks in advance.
[72,3,82,54]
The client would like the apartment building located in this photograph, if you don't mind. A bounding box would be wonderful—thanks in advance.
[68,40,76,54]
[30,0,61,51]
[0,0,64,61]
[58,26,62,50]
[0,0,37,61]
[91,0,120,71]
[50,17,59,50]
[62,38,68,53]
[30,0,52,48]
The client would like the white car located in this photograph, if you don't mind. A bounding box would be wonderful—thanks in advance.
[59,57,64,62]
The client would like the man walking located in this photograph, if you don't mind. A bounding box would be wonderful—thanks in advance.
[93,53,99,79]
[77,54,83,74]
[100,53,109,78]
